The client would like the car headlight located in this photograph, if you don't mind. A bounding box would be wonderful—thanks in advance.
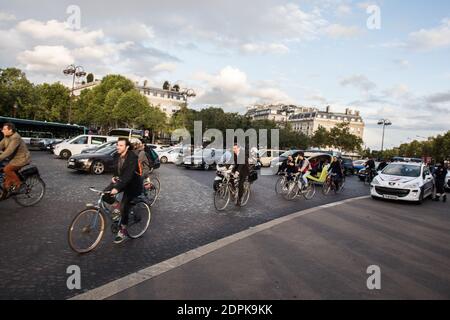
[77,159,90,163]
[404,182,420,189]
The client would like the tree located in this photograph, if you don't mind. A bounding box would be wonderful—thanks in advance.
[329,122,363,152]
[163,81,170,90]
[112,90,149,128]
[136,105,168,143]
[0,68,34,118]
[33,83,71,122]
[311,126,329,149]
[86,73,94,83]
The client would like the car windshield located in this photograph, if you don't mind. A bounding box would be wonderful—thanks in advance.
[382,164,421,177]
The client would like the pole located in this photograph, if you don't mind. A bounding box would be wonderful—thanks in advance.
[381,123,385,152]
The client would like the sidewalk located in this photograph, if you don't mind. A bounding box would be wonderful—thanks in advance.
[71,196,450,300]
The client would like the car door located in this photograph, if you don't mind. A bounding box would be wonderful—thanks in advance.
[422,166,434,195]
[70,136,89,155]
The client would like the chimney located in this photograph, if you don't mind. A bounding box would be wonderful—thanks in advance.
[326,106,330,113]
[345,108,349,115]
[355,110,360,116]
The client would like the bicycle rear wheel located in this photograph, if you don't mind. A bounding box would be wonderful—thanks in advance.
[214,184,230,211]
[322,179,331,195]
[275,176,289,195]
[240,182,251,206]
[144,176,160,206]
[13,175,46,207]
[68,209,105,254]
[127,201,151,239]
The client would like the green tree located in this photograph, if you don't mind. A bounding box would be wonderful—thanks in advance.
[311,126,329,149]
[0,68,34,118]
[86,73,94,83]
[33,83,71,122]
[112,90,149,128]
[136,105,168,143]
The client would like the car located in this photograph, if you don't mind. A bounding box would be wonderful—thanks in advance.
[81,140,117,154]
[146,144,170,153]
[370,162,434,203]
[158,147,183,164]
[341,158,355,175]
[258,149,287,167]
[67,146,117,175]
[45,138,65,152]
[353,159,366,172]
[54,135,118,159]
[182,148,225,170]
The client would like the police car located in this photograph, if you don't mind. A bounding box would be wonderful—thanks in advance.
[370,161,434,203]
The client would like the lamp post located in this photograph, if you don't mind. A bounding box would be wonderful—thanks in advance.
[63,64,87,123]
[377,119,392,152]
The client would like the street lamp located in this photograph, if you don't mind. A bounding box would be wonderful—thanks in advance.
[180,88,196,108]
[63,64,87,123]
[377,119,392,152]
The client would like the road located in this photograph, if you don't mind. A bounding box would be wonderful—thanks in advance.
[0,151,447,299]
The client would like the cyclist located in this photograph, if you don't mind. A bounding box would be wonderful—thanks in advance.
[365,157,376,182]
[0,123,31,198]
[104,138,143,244]
[231,143,250,206]
[131,138,152,187]
[328,156,344,190]
[296,151,311,189]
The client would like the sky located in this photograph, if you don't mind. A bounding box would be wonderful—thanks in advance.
[0,0,449,150]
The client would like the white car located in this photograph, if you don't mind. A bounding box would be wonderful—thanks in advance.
[158,147,183,164]
[370,162,434,203]
[258,149,286,167]
[445,171,450,191]
[54,135,118,159]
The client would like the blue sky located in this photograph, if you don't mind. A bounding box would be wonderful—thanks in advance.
[0,0,449,149]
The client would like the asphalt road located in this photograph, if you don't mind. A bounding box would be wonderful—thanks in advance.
[0,151,439,299]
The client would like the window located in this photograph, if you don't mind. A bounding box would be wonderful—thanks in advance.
[91,136,107,145]
[72,136,88,145]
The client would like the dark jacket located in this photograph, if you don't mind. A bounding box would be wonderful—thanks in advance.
[232,151,250,176]
[114,151,142,197]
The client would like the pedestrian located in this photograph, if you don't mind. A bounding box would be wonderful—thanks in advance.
[433,161,447,202]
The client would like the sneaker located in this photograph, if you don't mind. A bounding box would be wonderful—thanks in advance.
[114,227,128,244]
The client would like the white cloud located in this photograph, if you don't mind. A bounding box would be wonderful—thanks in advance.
[240,43,290,54]
[151,62,177,73]
[393,59,409,68]
[17,45,74,72]
[0,11,16,22]
[336,4,352,16]
[408,18,450,51]
[383,84,410,99]
[73,41,133,61]
[324,24,363,39]
[16,19,104,46]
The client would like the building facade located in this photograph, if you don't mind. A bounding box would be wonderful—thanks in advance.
[289,106,364,138]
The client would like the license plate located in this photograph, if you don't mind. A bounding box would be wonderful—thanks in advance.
[383,195,398,200]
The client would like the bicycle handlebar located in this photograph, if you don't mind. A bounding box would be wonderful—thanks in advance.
[89,187,112,195]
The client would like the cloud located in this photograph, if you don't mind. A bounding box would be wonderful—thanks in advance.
[0,11,16,22]
[407,18,450,51]
[324,24,363,39]
[17,45,74,72]
[340,74,377,92]
[383,84,410,99]
[240,43,290,54]
[425,90,450,104]
[151,62,177,73]
[393,59,409,68]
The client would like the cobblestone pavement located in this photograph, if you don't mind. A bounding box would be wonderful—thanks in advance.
[0,151,370,299]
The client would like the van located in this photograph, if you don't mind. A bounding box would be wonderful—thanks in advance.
[53,135,118,159]
[109,128,143,140]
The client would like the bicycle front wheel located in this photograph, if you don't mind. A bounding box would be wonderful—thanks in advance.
[283,181,299,201]
[275,176,288,195]
[68,209,105,254]
[240,182,251,207]
[322,180,331,195]
[214,184,230,211]
[127,201,151,239]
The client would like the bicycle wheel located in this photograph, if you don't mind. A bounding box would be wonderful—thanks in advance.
[302,183,316,200]
[283,181,299,201]
[144,176,160,206]
[322,179,331,195]
[68,209,105,254]
[214,183,230,211]
[240,182,251,206]
[13,175,46,207]
[275,176,289,195]
[127,201,151,239]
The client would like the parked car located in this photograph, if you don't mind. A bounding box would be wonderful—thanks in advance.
[158,147,183,164]
[81,140,117,154]
[146,143,170,153]
[353,159,366,172]
[67,146,117,175]
[46,139,66,153]
[182,148,225,170]
[54,135,118,159]
[258,149,286,167]
[370,161,434,203]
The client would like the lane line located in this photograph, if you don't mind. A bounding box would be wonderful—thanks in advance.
[69,195,370,300]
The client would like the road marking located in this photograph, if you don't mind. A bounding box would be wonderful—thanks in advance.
[69,195,370,300]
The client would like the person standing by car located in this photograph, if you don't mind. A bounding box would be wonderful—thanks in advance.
[104,138,143,244]
[0,123,31,198]
[433,161,447,202]
[231,143,250,207]
[365,157,376,182]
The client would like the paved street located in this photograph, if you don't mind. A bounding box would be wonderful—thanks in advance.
[0,151,448,299]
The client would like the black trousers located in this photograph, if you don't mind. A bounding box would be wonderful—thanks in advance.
[104,183,141,226]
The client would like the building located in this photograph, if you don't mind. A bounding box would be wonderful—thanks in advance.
[72,80,187,118]
[289,106,364,139]
[245,104,317,123]
[136,85,186,118]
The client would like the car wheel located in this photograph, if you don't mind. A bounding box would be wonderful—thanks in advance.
[160,156,168,164]
[60,149,72,159]
[91,161,105,175]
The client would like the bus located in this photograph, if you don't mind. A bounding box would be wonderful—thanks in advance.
[0,116,88,149]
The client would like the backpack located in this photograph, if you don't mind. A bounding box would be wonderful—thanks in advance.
[144,145,159,167]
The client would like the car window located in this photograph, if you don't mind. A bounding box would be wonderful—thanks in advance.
[382,164,421,177]
[71,136,88,144]
[423,167,430,176]
[92,137,107,145]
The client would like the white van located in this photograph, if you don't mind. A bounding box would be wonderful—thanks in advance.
[54,135,118,159]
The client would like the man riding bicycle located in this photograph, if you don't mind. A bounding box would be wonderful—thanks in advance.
[0,123,31,198]
[104,138,143,244]
[231,143,250,207]
[365,157,376,182]
[328,156,344,190]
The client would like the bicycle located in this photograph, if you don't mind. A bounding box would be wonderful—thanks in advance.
[323,173,345,195]
[68,187,151,254]
[143,172,161,206]
[214,168,251,211]
[0,161,45,207]
[284,173,316,201]
[364,168,376,186]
